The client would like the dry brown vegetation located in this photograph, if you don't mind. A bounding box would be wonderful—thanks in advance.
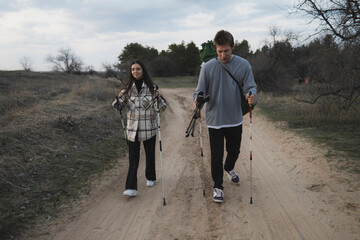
[1,71,359,239]
[258,90,360,174]
[0,71,127,239]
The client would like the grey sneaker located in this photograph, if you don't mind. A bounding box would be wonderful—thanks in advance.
[226,169,240,184]
[213,188,224,203]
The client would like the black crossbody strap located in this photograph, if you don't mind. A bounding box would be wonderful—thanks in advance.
[217,59,245,96]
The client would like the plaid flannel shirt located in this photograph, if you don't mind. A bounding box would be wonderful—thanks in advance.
[118,82,166,142]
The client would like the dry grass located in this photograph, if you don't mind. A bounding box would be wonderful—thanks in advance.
[3,71,357,238]
[258,91,360,174]
[0,71,127,239]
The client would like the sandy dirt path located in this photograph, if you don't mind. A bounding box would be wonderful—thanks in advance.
[31,88,359,240]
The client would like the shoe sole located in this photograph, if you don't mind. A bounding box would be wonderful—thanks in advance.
[123,194,137,197]
[213,198,223,203]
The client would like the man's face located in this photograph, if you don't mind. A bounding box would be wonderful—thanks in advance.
[216,44,233,63]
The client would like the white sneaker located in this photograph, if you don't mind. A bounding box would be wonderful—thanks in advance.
[213,188,224,203]
[123,189,137,197]
[146,180,154,187]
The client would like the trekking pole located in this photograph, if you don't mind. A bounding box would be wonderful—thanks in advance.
[185,92,209,195]
[155,88,166,206]
[185,92,209,138]
[249,91,253,204]
[115,96,128,145]
[199,111,206,196]
[185,115,196,137]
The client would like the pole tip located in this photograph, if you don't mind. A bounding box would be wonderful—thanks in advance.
[203,190,205,196]
[163,198,166,206]
[250,197,253,204]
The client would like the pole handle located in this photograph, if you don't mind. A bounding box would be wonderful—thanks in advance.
[248,91,252,108]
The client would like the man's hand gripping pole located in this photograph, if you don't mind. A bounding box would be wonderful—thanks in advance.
[185,92,209,137]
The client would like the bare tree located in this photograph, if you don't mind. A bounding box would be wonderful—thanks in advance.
[293,0,360,42]
[46,47,84,74]
[251,26,297,93]
[102,62,127,84]
[85,65,96,75]
[19,56,33,71]
[292,1,360,116]
[294,34,360,116]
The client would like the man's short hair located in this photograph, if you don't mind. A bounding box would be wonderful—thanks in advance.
[214,30,234,48]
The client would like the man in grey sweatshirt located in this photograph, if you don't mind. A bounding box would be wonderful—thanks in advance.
[194,30,257,203]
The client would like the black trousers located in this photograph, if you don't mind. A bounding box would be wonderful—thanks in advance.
[208,125,242,190]
[125,135,156,190]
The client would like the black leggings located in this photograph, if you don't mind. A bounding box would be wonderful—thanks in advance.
[125,135,156,190]
[208,125,242,190]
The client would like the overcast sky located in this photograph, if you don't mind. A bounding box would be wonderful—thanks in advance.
[0,0,315,71]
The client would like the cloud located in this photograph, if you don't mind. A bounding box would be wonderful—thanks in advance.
[0,0,317,71]
[0,7,94,45]
[230,2,259,18]
[174,12,215,28]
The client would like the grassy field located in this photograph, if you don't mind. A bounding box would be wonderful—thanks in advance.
[0,71,129,239]
[258,91,360,174]
[1,72,358,239]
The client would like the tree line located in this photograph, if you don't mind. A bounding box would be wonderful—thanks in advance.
[24,0,358,114]
[113,40,253,78]
[110,0,359,115]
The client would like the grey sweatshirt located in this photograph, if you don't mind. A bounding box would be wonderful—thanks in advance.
[194,55,257,129]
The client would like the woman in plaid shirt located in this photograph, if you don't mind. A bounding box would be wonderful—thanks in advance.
[112,60,166,197]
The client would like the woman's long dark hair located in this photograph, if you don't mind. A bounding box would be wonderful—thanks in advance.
[121,60,155,97]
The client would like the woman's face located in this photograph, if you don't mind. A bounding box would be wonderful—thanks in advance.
[131,63,143,80]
